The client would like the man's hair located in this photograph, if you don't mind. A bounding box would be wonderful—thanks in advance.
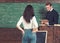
[45,2,52,6]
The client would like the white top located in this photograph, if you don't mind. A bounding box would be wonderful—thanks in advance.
[50,7,53,11]
[16,16,38,29]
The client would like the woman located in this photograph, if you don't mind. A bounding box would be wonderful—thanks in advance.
[16,5,38,43]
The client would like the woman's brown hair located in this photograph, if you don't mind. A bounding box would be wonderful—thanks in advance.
[23,5,34,23]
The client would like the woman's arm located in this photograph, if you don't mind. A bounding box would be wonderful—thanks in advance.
[32,16,38,32]
[16,16,24,34]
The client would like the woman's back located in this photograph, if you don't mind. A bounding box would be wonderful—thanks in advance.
[17,16,38,29]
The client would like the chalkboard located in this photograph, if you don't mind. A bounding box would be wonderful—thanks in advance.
[0,3,60,28]
[0,3,43,28]
[36,31,47,43]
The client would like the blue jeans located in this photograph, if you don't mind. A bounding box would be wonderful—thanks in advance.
[22,29,36,43]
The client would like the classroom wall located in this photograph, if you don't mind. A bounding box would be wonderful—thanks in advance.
[0,0,60,3]
[0,3,60,28]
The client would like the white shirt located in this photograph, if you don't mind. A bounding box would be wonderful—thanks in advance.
[50,7,53,11]
[17,16,38,29]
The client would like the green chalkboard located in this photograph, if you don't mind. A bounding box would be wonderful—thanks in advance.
[0,3,60,28]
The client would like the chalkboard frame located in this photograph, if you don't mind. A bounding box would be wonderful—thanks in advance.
[36,30,48,43]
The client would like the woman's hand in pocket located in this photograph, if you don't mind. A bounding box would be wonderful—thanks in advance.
[32,28,38,32]
[21,30,25,35]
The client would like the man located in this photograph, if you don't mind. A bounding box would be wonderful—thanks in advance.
[45,2,59,25]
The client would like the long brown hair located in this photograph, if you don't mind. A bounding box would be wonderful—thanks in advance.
[23,5,34,23]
